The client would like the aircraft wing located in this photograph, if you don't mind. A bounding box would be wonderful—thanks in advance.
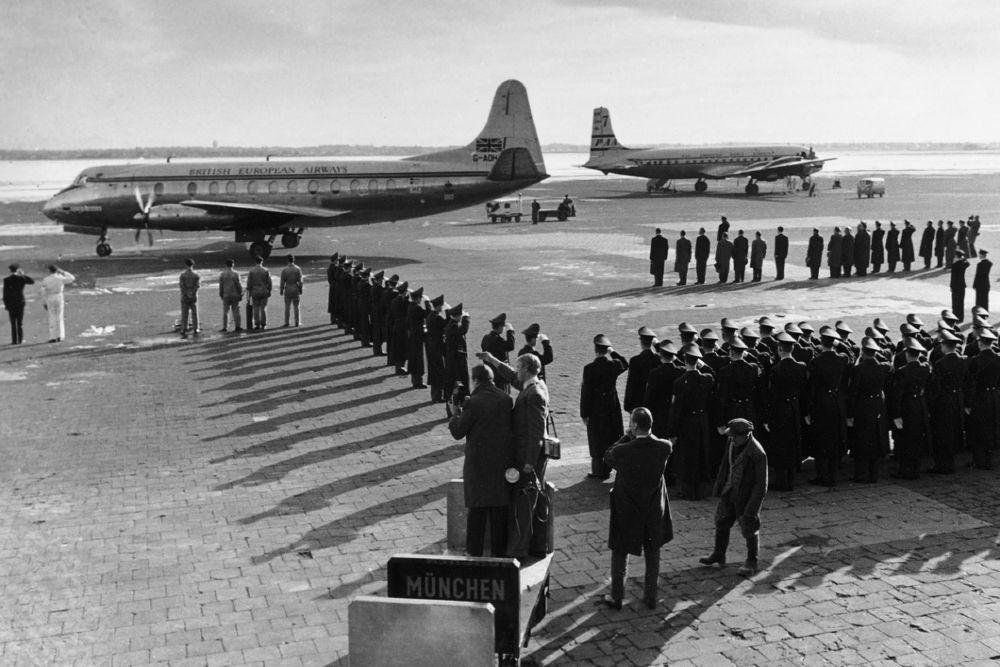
[698,165,746,179]
[182,200,349,218]
[729,157,836,179]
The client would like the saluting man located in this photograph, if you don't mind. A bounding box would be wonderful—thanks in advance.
[581,334,628,480]
[481,313,516,392]
[973,249,992,311]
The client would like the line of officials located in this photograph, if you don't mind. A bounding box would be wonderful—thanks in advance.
[325,253,555,406]
[580,307,1000,500]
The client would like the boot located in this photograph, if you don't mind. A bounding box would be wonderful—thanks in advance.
[738,535,759,576]
[699,528,729,566]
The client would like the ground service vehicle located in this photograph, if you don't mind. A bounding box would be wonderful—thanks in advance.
[857,177,886,198]
[486,197,523,223]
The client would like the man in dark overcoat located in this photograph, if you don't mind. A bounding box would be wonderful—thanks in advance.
[806,228,824,279]
[871,221,885,272]
[667,344,715,500]
[919,220,936,269]
[762,332,807,491]
[804,326,849,486]
[973,249,992,311]
[389,282,410,375]
[886,222,901,272]
[444,303,471,400]
[841,227,855,277]
[674,230,692,285]
[698,418,768,576]
[854,222,871,276]
[695,227,711,284]
[649,228,669,287]
[715,232,733,283]
[964,328,1000,470]
[889,339,931,479]
[326,253,339,325]
[732,230,749,283]
[425,295,447,403]
[951,250,970,323]
[750,231,767,282]
[623,326,660,413]
[927,331,967,474]
[580,335,628,480]
[846,338,891,483]
[405,287,427,388]
[934,220,945,268]
[900,220,916,271]
[827,227,843,278]
[448,365,515,557]
[601,408,674,610]
[773,226,788,280]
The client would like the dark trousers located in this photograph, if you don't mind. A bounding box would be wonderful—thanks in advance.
[936,255,944,268]
[976,288,989,311]
[814,455,838,485]
[829,265,841,278]
[952,287,966,323]
[696,259,707,283]
[923,257,931,269]
[611,547,660,602]
[714,495,761,563]
[7,305,24,344]
[888,261,897,272]
[903,262,912,271]
[809,265,820,279]
[774,257,785,280]
[852,457,879,483]
[872,262,881,273]
[717,264,730,283]
[855,265,868,277]
[467,506,508,557]
[751,266,762,282]
[677,262,689,285]
[733,263,746,282]
[652,265,664,286]
[843,262,852,277]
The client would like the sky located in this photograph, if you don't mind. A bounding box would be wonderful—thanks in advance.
[3,0,1000,150]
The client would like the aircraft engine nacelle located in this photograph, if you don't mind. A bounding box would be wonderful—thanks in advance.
[138,204,235,230]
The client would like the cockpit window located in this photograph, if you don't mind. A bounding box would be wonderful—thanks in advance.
[73,173,89,186]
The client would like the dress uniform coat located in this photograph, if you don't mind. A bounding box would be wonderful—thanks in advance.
[604,435,674,555]
[667,368,714,497]
[900,225,916,268]
[934,224,945,266]
[370,282,386,354]
[973,258,992,311]
[624,348,660,412]
[733,234,749,282]
[644,362,685,439]
[379,286,397,365]
[482,330,516,391]
[886,227,901,270]
[444,315,471,397]
[806,232,824,278]
[326,261,338,324]
[871,226,885,270]
[965,347,1000,468]
[389,293,409,368]
[928,351,967,471]
[763,357,808,469]
[405,300,426,383]
[806,349,849,463]
[854,228,871,276]
[674,235,692,284]
[888,361,932,476]
[951,257,969,323]
[846,357,891,461]
[355,279,372,344]
[919,224,935,267]
[827,233,843,277]
[695,233,711,284]
[425,311,447,400]
[580,352,629,466]
[716,358,761,427]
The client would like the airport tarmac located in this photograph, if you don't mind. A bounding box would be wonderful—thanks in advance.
[3,172,1000,665]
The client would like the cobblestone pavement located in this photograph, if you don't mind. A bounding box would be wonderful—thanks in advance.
[2,174,1000,665]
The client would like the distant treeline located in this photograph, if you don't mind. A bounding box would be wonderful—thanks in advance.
[2,142,999,160]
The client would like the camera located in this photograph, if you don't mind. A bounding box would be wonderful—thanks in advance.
[451,382,469,407]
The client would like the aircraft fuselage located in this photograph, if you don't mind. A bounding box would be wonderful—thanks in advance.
[589,145,817,181]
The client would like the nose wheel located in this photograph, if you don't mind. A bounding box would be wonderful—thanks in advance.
[95,229,112,257]
[744,181,759,195]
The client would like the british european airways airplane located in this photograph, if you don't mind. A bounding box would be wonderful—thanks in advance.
[582,107,833,195]
[41,80,547,257]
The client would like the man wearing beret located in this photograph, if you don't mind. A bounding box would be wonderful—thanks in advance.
[581,334,629,480]
[699,418,768,576]
[601,407,674,610]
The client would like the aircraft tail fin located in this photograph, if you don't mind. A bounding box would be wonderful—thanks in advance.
[584,107,629,168]
[408,80,546,176]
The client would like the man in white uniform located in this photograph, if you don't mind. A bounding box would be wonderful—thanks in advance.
[40,264,75,342]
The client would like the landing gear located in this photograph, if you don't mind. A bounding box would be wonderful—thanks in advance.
[281,229,302,248]
[694,180,708,193]
[95,228,112,257]
[745,181,760,195]
[249,240,272,258]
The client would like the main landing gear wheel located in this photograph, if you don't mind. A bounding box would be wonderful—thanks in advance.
[249,240,272,258]
[280,232,300,249]
[745,182,760,195]
[96,242,112,257]
[694,180,708,193]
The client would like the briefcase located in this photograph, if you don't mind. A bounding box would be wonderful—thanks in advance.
[542,412,561,460]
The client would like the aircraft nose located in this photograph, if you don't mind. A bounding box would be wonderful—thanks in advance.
[41,195,62,221]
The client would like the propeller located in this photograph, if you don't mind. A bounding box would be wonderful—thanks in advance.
[133,186,156,246]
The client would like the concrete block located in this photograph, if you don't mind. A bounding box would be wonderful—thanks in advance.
[348,596,495,667]
[447,479,467,551]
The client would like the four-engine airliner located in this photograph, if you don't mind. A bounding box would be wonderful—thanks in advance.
[41,80,548,257]
[582,107,834,195]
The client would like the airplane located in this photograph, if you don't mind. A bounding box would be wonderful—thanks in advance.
[41,80,547,257]
[582,107,833,195]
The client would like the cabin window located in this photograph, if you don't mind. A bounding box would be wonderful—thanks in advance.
[287,180,298,194]
[154,182,164,196]
[308,180,319,194]
[187,182,198,196]
[268,181,279,194]
[248,181,258,194]
[368,179,379,194]
[351,179,363,194]
[209,181,220,195]
[226,181,236,194]
[386,179,396,191]
[330,179,341,194]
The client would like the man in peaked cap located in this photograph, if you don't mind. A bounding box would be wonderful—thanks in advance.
[644,339,685,446]
[889,338,931,479]
[927,329,966,474]
[847,336,892,484]
[951,249,970,323]
[482,313,516,393]
[425,295,448,403]
[699,418,768,576]
[405,287,428,389]
[666,342,715,500]
[327,254,340,326]
[965,328,1000,470]
[444,303,471,407]
[370,271,388,357]
[805,325,849,487]
[389,281,410,374]
[765,331,809,491]
[517,323,553,383]
[624,326,661,413]
[678,321,699,346]
[974,249,992,311]
[581,334,629,480]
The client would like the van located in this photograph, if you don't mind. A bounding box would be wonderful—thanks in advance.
[857,178,885,198]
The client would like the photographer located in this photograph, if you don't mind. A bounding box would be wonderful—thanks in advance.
[447,365,515,557]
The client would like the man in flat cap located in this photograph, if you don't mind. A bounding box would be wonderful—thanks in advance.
[624,326,661,413]
[974,249,992,311]
[482,313,516,393]
[699,418,767,576]
[444,303,471,404]
[580,334,629,480]
[601,407,674,610]
[888,339,931,479]
[406,287,427,389]
[649,228,669,287]
[951,249,970,323]
[425,295,448,403]
[517,323,554,383]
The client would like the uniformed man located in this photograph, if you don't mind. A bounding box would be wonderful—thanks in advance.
[389,281,410,375]
[623,326,660,413]
[827,227,843,278]
[406,286,427,388]
[327,253,339,325]
[649,228,669,287]
[644,339,684,444]
[871,221,885,273]
[444,302,471,402]
[580,334,628,480]
[698,418,768,576]
[732,230,749,283]
[846,337,891,483]
[773,227,788,280]
[762,332,808,491]
[370,271,387,356]
[951,250,970,323]
[927,330,966,474]
[835,320,859,363]
[974,249,992,311]
[965,328,1000,469]
[425,295,448,403]
[806,228,824,280]
[716,337,761,444]
[675,230,692,285]
[715,232,733,283]
[804,326,849,487]
[517,323,554,383]
[481,313,516,392]
[380,274,399,365]
[666,344,715,500]
[695,228,711,284]
[889,338,931,479]
[354,267,371,343]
